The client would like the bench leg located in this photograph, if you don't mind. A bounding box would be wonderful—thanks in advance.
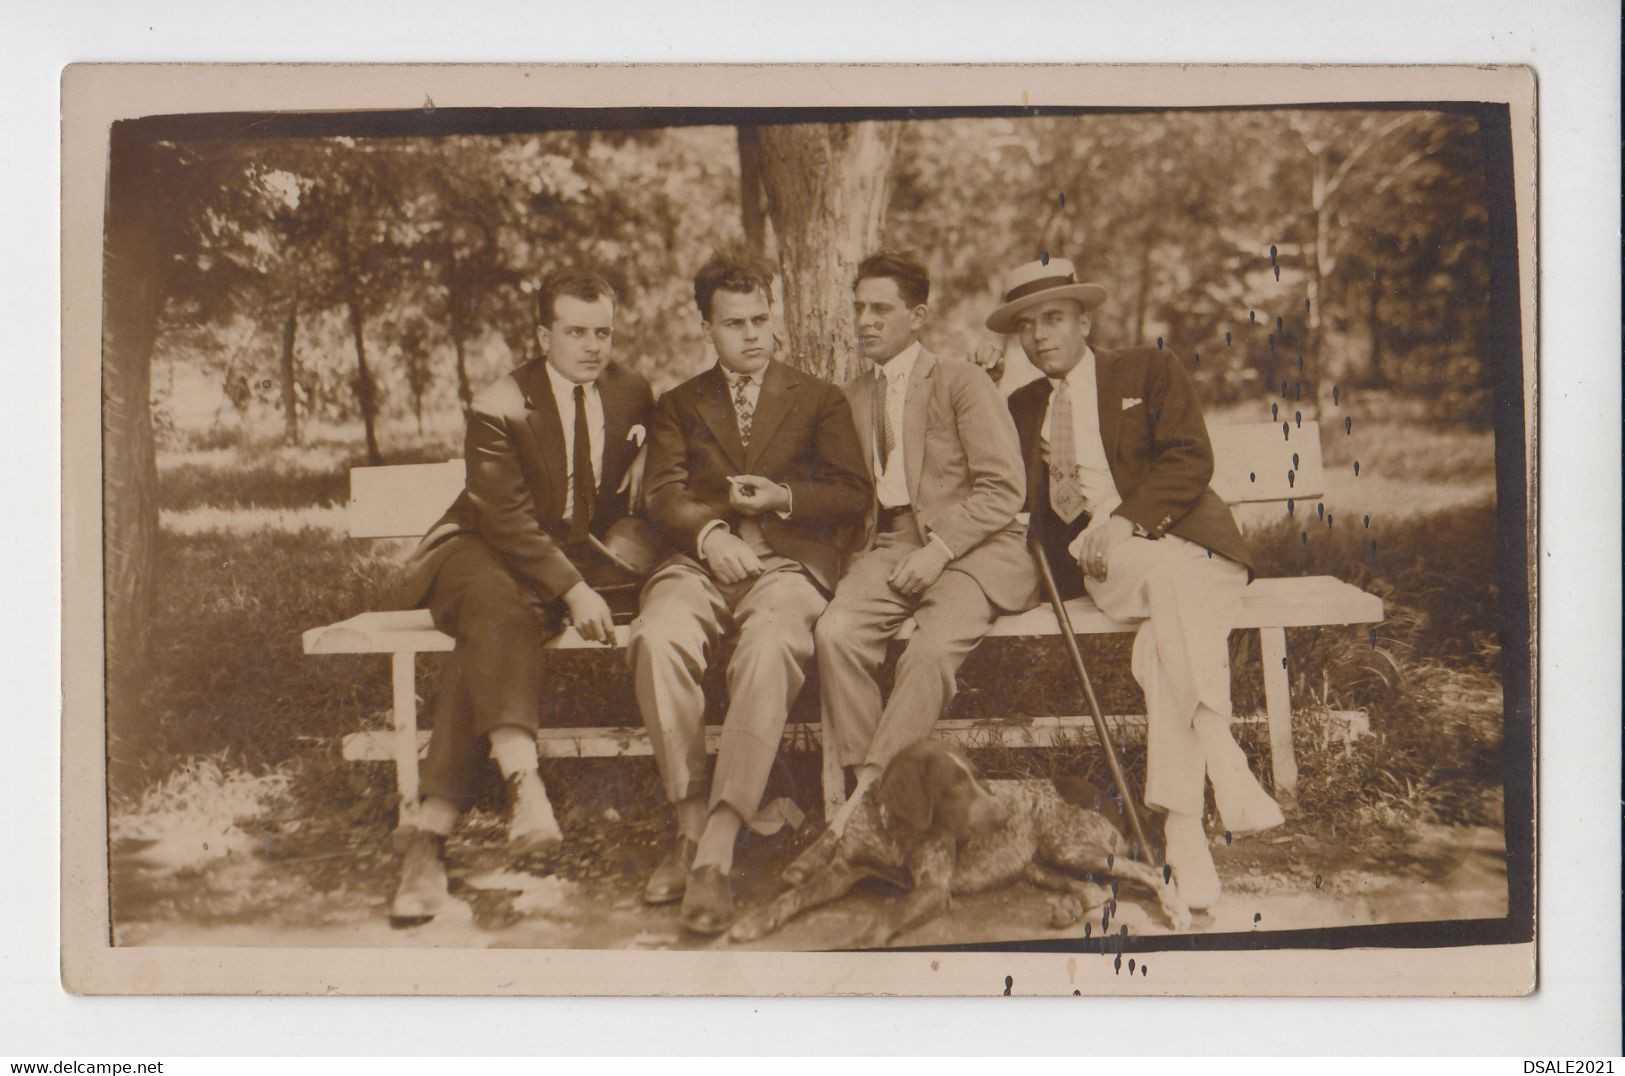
[391,651,422,817]
[1258,626,1298,798]
[820,708,846,823]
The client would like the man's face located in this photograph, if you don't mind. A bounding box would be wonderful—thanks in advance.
[1015,299,1091,378]
[854,276,926,364]
[705,287,774,376]
[539,294,615,384]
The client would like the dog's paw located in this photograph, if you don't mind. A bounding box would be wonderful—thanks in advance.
[1048,894,1086,928]
[728,912,772,944]
[1161,896,1193,932]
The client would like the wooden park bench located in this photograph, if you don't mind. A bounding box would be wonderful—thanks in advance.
[304,420,1383,822]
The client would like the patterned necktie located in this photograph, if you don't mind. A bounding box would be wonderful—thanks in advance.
[872,366,895,474]
[1048,379,1087,524]
[731,374,755,448]
[568,384,594,542]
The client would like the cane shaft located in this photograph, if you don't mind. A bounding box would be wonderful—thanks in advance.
[1030,539,1158,864]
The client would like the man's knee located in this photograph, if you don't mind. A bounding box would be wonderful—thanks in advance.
[813,603,863,656]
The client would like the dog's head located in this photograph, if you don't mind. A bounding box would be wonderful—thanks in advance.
[877,741,1010,838]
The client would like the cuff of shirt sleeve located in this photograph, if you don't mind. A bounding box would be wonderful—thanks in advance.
[697,519,731,560]
[775,483,793,520]
[928,532,956,560]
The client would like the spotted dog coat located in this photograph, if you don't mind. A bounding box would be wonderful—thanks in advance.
[730,741,1191,947]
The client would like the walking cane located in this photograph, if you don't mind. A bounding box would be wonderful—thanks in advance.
[1028,532,1159,865]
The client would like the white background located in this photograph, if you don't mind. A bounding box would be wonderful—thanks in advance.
[3,0,1619,1056]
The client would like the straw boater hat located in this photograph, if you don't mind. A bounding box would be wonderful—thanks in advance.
[984,257,1109,334]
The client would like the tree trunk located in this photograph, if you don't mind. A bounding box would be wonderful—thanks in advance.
[346,291,382,464]
[279,299,301,446]
[1302,148,1328,421]
[444,254,474,413]
[757,121,900,384]
[1131,239,1154,343]
[736,125,770,259]
[102,125,170,781]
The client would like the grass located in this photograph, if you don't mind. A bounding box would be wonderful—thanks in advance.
[111,410,1513,891]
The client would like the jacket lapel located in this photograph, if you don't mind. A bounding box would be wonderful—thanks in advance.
[743,361,797,472]
[695,365,747,470]
[1019,378,1054,511]
[595,363,634,505]
[850,367,877,482]
[903,347,935,505]
[521,361,569,511]
[1093,347,1122,466]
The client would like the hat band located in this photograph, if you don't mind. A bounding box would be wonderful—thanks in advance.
[1002,273,1077,304]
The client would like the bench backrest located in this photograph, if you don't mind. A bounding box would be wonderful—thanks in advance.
[347,421,1324,540]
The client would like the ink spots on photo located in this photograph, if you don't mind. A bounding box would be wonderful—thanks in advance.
[1363,514,1371,528]
[1326,514,1334,528]
[1294,410,1302,428]
[1128,959,1136,975]
[1292,452,1300,469]
[1332,385,1341,407]
[1141,965,1148,977]
[1058,192,1066,208]
[1193,351,1201,366]
[1304,298,1311,312]
[1271,403,1279,422]
[1317,502,1325,520]
[1253,912,1263,925]
[1003,975,1013,995]
[1345,416,1353,435]
[1287,471,1295,489]
[1353,460,1360,476]
[1225,331,1232,347]
[1286,498,1294,517]
[1281,422,1290,441]
[1248,471,1256,484]
[1249,309,1256,323]
[1156,336,1163,350]
[1039,251,1049,266]
[1301,531,1308,545]
[1276,316,1284,333]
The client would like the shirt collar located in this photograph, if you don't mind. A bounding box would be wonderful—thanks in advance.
[1048,347,1096,390]
[546,359,598,400]
[874,339,922,382]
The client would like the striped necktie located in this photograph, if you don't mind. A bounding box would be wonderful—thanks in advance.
[872,366,896,474]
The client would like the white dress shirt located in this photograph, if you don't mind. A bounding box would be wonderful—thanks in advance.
[870,340,920,509]
[1039,347,1121,527]
[546,360,605,523]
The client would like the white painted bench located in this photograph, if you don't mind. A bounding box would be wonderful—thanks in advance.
[304,421,1382,821]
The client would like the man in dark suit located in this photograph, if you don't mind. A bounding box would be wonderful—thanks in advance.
[386,270,654,921]
[629,250,871,935]
[990,256,1282,912]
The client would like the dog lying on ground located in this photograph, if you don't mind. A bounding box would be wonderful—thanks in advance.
[730,740,1192,947]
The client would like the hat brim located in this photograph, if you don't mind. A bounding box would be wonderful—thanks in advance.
[985,283,1108,335]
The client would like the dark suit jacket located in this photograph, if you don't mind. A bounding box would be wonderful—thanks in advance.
[1007,345,1252,596]
[643,360,872,594]
[389,358,656,610]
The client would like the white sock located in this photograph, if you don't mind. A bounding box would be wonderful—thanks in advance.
[487,726,539,779]
[415,796,459,837]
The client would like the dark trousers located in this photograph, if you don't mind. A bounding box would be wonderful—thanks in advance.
[1034,505,1091,602]
[418,540,570,807]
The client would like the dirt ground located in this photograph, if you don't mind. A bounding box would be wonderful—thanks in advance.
[112,784,1509,953]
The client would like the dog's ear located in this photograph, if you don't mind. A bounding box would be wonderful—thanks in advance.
[877,747,935,830]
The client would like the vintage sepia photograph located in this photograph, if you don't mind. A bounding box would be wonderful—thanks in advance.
[63,64,1536,996]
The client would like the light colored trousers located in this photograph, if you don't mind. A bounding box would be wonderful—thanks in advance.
[1080,533,1248,817]
[816,522,998,770]
[627,555,827,822]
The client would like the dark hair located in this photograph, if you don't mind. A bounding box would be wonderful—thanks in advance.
[536,270,616,328]
[693,249,776,321]
[855,250,930,308]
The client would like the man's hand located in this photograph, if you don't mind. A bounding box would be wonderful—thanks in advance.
[562,580,615,644]
[727,475,791,517]
[1077,515,1135,581]
[970,342,1006,384]
[887,540,952,598]
[702,528,765,585]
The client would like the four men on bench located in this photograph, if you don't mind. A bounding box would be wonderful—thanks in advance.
[389,251,1284,928]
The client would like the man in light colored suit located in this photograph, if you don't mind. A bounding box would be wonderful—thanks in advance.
[629,250,872,934]
[810,251,1039,840]
[993,255,1283,911]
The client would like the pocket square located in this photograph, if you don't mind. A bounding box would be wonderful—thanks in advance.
[1121,397,1143,409]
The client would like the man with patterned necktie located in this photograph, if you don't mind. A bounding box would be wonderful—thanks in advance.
[992,255,1283,914]
[629,250,871,935]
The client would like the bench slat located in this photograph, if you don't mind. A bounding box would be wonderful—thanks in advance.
[341,709,1370,762]
[303,575,1383,655]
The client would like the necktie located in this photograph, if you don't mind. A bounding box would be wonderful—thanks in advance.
[872,366,895,474]
[731,374,755,448]
[568,384,594,542]
[1048,379,1087,524]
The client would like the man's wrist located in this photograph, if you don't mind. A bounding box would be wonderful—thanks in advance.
[927,532,956,561]
[697,519,731,559]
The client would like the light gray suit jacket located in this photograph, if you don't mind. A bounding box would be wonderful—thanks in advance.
[840,346,1040,613]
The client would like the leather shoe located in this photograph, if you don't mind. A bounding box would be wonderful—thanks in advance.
[505,770,564,858]
[679,865,735,936]
[1163,813,1221,912]
[643,836,697,905]
[390,832,449,924]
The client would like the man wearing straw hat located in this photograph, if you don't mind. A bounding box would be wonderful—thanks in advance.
[987,255,1283,911]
